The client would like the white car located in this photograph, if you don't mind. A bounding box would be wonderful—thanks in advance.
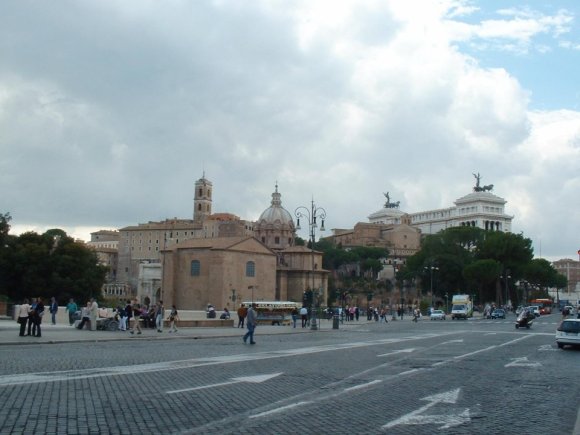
[556,319,580,349]
[528,306,541,317]
[430,310,446,320]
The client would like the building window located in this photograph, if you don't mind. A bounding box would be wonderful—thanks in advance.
[190,260,201,276]
[246,261,255,277]
[275,236,280,244]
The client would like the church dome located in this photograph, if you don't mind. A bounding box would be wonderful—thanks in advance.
[257,185,295,229]
[255,184,295,251]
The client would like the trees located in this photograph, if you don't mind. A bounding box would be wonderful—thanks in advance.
[401,226,560,307]
[0,216,107,303]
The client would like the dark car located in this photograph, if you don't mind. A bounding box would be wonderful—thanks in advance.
[491,309,506,319]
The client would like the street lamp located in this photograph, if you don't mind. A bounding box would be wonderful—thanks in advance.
[424,265,439,309]
[501,270,511,309]
[295,199,327,331]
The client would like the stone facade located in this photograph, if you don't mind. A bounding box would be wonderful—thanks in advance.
[161,236,277,310]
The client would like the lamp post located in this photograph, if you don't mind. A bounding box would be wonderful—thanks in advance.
[424,265,438,309]
[295,199,327,331]
[501,270,511,309]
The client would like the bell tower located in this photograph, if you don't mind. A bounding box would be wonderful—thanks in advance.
[193,172,212,224]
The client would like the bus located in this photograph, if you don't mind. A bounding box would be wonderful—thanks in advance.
[529,298,553,315]
[240,301,301,325]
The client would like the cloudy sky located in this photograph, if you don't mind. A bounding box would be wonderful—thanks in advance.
[1,0,579,261]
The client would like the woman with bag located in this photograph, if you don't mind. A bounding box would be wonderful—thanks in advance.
[17,299,31,336]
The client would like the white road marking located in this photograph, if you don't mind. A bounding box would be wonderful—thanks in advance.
[343,380,382,392]
[377,348,415,357]
[249,401,312,419]
[505,357,542,368]
[166,373,283,394]
[383,388,470,430]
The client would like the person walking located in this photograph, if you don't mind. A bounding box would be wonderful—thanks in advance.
[237,304,247,328]
[243,303,257,345]
[130,300,143,335]
[168,305,179,333]
[156,300,164,333]
[77,302,91,330]
[49,297,58,325]
[65,298,78,326]
[17,299,31,336]
[300,306,308,328]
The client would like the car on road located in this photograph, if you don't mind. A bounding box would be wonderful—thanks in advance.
[528,306,541,317]
[430,310,446,320]
[491,309,506,319]
[556,319,580,349]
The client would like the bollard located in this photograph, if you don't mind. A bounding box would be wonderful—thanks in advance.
[332,314,339,329]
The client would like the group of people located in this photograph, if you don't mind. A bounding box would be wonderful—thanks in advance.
[116,300,179,335]
[16,297,45,337]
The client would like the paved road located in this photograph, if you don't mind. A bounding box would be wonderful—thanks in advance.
[0,314,578,434]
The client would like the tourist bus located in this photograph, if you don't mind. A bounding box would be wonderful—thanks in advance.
[240,301,301,325]
[529,298,553,315]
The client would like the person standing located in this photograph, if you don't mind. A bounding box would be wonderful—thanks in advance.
[168,305,179,333]
[33,297,45,337]
[89,298,99,331]
[291,307,298,328]
[26,298,37,336]
[17,299,31,336]
[155,300,164,333]
[243,303,257,345]
[65,298,78,326]
[49,297,58,325]
[237,305,247,328]
[124,299,133,333]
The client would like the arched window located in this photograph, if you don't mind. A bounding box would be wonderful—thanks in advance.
[190,260,201,276]
[246,261,255,277]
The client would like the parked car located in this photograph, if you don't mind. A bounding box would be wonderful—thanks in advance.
[491,309,506,319]
[556,319,580,349]
[430,310,446,320]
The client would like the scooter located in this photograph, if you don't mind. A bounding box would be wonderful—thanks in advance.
[515,310,534,329]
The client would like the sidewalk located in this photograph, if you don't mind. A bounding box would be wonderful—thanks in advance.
[0,318,352,346]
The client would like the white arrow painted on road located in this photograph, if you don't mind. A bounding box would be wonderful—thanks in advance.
[505,357,542,368]
[383,388,470,430]
[538,344,557,352]
[376,348,415,357]
[166,372,283,394]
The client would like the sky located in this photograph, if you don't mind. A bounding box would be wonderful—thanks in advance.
[1,0,579,262]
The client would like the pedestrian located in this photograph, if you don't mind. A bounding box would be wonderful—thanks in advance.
[89,298,99,331]
[168,305,179,333]
[26,298,37,336]
[243,303,257,345]
[130,300,143,335]
[17,299,31,336]
[300,306,308,328]
[291,307,298,328]
[65,298,78,326]
[124,299,133,332]
[49,297,58,325]
[77,302,91,330]
[116,303,126,331]
[32,297,45,337]
[237,304,247,328]
[156,300,164,333]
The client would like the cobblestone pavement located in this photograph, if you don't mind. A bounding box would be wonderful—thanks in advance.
[0,314,579,434]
